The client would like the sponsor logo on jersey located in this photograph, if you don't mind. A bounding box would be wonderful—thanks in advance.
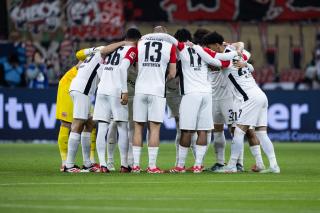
[129,51,136,60]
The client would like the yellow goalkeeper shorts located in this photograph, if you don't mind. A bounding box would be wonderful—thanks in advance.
[56,81,74,123]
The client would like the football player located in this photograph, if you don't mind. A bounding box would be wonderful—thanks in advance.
[93,28,141,173]
[132,26,176,173]
[193,32,280,173]
[64,41,129,172]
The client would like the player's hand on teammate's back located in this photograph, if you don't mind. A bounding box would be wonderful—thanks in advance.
[121,93,128,105]
[185,41,194,47]
[233,60,247,69]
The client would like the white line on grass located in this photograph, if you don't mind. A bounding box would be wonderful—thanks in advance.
[0,180,319,186]
[1,203,313,213]
[7,197,320,202]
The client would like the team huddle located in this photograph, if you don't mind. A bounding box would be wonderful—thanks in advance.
[55,26,280,174]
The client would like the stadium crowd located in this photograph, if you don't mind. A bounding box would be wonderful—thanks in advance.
[1,31,320,90]
[0,32,60,88]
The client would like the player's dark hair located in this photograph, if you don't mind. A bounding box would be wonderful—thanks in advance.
[203,31,224,45]
[174,28,192,42]
[193,28,210,45]
[125,28,142,40]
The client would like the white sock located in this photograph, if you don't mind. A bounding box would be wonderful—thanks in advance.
[107,122,117,163]
[81,132,92,167]
[148,147,159,169]
[195,145,207,167]
[213,131,226,165]
[132,146,142,167]
[228,127,245,168]
[66,132,81,168]
[146,129,149,145]
[177,145,189,168]
[256,131,278,168]
[127,121,134,166]
[237,148,244,166]
[191,133,197,159]
[117,122,129,167]
[249,145,264,167]
[206,132,212,151]
[96,122,109,167]
[175,128,181,166]
[201,132,212,163]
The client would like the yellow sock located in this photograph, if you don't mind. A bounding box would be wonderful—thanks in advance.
[90,128,97,163]
[57,125,70,164]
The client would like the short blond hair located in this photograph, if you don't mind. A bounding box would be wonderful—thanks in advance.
[153,26,167,33]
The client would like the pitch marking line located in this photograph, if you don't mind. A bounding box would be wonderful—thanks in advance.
[2,204,318,213]
[6,197,320,201]
[0,180,320,186]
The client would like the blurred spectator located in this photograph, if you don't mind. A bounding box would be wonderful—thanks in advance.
[26,51,48,89]
[304,48,320,89]
[0,63,5,87]
[10,32,27,66]
[2,54,24,87]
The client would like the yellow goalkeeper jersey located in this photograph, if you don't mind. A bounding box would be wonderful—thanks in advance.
[56,66,78,122]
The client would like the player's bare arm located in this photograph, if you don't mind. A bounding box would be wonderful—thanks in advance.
[100,41,134,56]
[231,42,245,52]
[187,41,237,61]
[189,44,223,67]
[167,63,176,80]
[119,59,131,105]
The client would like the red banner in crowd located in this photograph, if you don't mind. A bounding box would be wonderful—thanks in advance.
[162,0,320,21]
[9,0,62,33]
[125,0,320,22]
[66,0,125,40]
[8,0,125,40]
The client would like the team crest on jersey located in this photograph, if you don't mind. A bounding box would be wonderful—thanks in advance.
[62,112,67,117]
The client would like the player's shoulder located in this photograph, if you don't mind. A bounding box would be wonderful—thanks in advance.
[142,37,172,45]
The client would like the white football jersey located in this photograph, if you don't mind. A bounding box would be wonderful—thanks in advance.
[178,43,217,95]
[135,38,176,97]
[223,61,257,102]
[208,70,233,100]
[209,45,236,100]
[69,51,102,96]
[97,45,137,97]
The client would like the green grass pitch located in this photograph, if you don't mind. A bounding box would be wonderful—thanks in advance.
[0,142,319,213]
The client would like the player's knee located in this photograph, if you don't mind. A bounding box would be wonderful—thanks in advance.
[71,119,85,133]
[214,124,224,132]
[134,122,144,133]
[255,126,267,132]
[84,120,96,132]
[197,131,208,145]
[246,129,260,146]
[117,122,128,133]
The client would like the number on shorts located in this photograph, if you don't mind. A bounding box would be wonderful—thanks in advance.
[238,109,242,119]
[228,109,234,122]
